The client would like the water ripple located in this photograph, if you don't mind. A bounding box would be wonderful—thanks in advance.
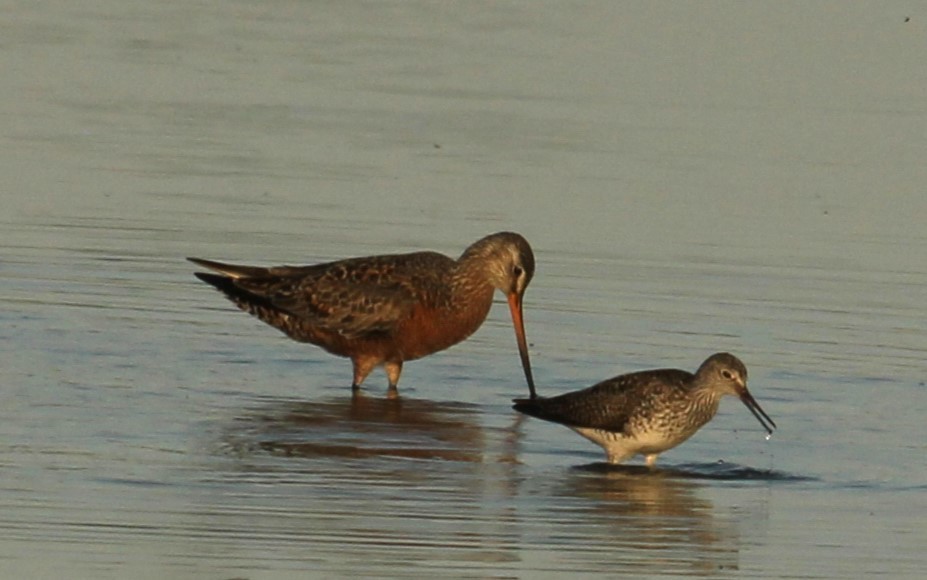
[573,461,815,483]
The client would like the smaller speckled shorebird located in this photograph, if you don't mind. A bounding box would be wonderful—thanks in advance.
[189,232,536,398]
[513,353,775,465]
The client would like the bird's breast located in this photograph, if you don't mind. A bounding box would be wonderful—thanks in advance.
[395,291,494,360]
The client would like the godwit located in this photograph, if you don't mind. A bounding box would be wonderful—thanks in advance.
[190,232,536,397]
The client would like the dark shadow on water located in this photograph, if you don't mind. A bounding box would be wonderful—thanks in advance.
[216,395,485,462]
[573,461,815,483]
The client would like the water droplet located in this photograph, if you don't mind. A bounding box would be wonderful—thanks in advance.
[765,432,772,441]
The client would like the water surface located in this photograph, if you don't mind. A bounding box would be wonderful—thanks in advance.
[2,1,925,578]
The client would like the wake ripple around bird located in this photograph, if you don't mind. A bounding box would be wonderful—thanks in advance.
[573,461,815,483]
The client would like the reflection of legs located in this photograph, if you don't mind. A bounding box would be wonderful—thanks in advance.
[385,360,403,399]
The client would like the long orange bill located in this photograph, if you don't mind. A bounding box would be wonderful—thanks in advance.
[507,291,537,399]
[740,390,777,434]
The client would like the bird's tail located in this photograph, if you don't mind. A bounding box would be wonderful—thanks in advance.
[512,397,548,420]
[190,267,301,340]
[191,271,277,313]
[187,257,268,279]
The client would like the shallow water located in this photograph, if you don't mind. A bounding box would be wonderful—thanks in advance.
[3,1,926,578]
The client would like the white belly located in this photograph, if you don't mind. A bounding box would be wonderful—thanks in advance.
[571,427,689,464]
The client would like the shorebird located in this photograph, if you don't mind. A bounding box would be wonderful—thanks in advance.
[189,232,537,397]
[513,353,775,465]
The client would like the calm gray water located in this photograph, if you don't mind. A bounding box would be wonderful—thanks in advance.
[3,1,925,578]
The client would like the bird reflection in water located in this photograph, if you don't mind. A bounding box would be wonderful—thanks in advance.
[552,466,742,576]
[220,396,485,462]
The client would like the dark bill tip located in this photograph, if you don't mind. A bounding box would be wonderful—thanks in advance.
[740,390,777,434]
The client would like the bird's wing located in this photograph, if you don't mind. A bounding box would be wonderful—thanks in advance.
[220,252,455,339]
[187,257,271,279]
[514,369,693,432]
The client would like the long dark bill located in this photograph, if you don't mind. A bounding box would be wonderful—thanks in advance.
[740,389,777,434]
[507,292,537,399]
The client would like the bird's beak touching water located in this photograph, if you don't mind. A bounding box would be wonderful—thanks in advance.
[739,387,777,434]
[507,291,536,399]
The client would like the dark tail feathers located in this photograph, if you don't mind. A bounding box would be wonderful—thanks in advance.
[193,271,282,317]
[512,397,545,419]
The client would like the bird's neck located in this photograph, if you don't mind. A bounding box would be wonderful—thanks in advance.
[689,387,723,424]
[450,255,497,293]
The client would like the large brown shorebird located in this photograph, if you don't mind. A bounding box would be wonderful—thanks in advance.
[513,353,775,465]
[189,232,536,397]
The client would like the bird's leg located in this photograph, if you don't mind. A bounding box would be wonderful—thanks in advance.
[604,446,633,465]
[351,356,378,395]
[645,454,659,468]
[385,360,403,399]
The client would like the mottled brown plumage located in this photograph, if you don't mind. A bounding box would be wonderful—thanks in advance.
[189,232,536,397]
[514,353,775,465]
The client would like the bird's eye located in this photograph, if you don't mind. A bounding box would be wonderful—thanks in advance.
[721,369,734,380]
[513,265,524,277]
